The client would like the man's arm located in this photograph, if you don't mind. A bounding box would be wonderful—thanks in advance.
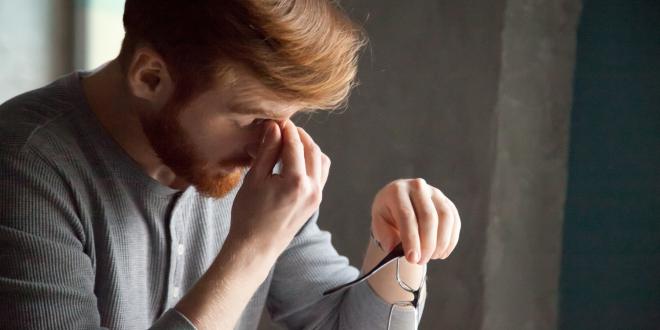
[0,146,104,329]
[174,234,279,329]
[262,210,426,329]
[0,144,198,330]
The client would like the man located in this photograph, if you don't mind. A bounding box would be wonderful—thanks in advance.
[0,0,461,329]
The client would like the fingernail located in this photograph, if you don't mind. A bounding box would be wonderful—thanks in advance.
[408,250,418,263]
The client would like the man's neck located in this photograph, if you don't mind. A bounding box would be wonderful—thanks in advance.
[80,60,190,190]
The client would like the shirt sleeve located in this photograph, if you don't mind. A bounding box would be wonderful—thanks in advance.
[265,210,427,329]
[0,145,195,330]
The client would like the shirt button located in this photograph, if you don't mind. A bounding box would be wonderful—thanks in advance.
[172,286,180,298]
[177,243,184,256]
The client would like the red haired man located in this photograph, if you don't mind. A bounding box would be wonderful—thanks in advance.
[0,1,460,328]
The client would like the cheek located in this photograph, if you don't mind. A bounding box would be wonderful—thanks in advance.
[193,121,232,150]
[184,116,250,159]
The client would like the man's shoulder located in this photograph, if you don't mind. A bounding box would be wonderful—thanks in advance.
[0,73,82,154]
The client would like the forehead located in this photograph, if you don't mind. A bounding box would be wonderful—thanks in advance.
[214,68,302,119]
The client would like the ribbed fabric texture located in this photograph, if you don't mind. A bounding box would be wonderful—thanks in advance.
[0,72,425,329]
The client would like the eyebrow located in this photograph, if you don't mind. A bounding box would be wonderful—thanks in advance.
[230,101,299,119]
[233,106,279,117]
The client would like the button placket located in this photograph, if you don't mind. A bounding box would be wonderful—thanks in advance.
[170,193,191,303]
[168,210,181,303]
[172,286,180,298]
[166,191,188,305]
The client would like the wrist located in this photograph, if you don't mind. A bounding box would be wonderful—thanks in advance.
[217,235,280,276]
[175,236,278,329]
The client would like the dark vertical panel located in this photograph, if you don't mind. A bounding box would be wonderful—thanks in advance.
[560,0,660,328]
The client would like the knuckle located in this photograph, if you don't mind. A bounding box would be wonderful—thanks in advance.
[322,153,331,167]
[443,194,455,207]
[310,142,321,154]
[286,175,306,192]
[392,181,407,193]
[438,205,451,219]
[418,210,436,225]
[411,178,427,189]
[293,139,305,150]
[439,236,451,251]
[398,206,416,220]
[436,189,450,203]
[310,186,323,205]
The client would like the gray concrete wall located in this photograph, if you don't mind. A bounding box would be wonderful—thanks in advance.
[278,1,579,329]
[483,0,581,329]
[289,1,508,329]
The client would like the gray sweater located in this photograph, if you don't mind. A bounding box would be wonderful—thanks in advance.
[0,72,425,329]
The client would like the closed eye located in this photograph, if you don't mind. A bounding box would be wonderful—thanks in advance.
[250,118,267,127]
[234,117,268,129]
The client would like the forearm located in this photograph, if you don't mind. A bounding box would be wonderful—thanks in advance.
[361,238,426,306]
[175,238,279,329]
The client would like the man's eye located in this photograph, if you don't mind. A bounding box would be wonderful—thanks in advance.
[249,118,266,127]
[234,118,268,129]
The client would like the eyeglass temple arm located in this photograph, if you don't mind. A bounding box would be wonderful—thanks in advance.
[322,243,405,296]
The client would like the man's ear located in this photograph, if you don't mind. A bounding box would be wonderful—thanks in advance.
[126,47,174,108]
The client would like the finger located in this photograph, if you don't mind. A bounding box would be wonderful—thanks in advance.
[393,186,422,264]
[408,179,438,265]
[320,153,331,189]
[279,120,306,178]
[430,188,455,259]
[297,127,322,182]
[372,218,400,253]
[247,121,282,181]
[442,198,461,259]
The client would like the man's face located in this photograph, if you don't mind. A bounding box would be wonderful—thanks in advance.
[139,72,299,198]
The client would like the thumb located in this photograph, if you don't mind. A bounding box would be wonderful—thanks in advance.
[372,221,400,252]
[247,121,282,181]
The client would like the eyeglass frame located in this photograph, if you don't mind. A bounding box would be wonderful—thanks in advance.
[323,241,428,329]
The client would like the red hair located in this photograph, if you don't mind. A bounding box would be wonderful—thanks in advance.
[119,0,367,111]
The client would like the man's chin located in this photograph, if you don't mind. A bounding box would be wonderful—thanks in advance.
[191,169,244,199]
[214,165,251,180]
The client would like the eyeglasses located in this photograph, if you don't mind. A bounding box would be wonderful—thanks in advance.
[323,243,427,329]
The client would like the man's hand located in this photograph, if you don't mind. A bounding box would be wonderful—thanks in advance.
[228,119,330,257]
[176,119,330,329]
[371,179,461,265]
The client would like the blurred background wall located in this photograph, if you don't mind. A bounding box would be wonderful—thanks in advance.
[1,1,658,329]
[0,0,73,101]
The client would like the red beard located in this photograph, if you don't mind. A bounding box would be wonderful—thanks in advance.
[139,97,250,199]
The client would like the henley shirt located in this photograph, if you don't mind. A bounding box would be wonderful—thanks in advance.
[0,72,425,329]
